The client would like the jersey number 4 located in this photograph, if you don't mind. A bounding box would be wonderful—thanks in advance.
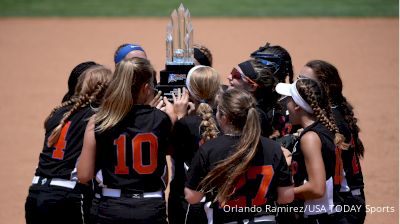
[225,165,274,207]
[51,121,71,160]
[114,133,158,175]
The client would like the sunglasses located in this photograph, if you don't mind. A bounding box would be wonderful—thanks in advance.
[230,68,259,88]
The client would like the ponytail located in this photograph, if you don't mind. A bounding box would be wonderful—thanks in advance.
[199,89,260,205]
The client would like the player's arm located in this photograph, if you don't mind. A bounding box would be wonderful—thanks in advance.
[275,144,294,204]
[277,186,294,204]
[77,116,97,184]
[294,131,326,200]
[184,146,207,204]
[184,187,204,204]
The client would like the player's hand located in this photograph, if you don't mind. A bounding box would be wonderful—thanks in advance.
[161,97,177,124]
[149,90,163,108]
[172,87,189,120]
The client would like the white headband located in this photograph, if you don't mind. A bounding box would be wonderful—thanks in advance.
[186,65,208,100]
[276,80,313,114]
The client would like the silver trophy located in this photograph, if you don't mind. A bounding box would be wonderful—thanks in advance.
[159,4,195,99]
[166,3,194,65]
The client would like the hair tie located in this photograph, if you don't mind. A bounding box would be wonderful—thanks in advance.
[114,44,145,64]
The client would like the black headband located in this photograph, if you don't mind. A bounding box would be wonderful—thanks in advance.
[238,60,258,81]
[194,48,211,66]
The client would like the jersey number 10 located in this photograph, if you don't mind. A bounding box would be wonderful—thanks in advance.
[114,133,158,175]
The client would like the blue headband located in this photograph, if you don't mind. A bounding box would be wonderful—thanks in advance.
[114,44,145,64]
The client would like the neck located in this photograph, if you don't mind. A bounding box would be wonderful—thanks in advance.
[300,113,316,128]
[221,124,241,136]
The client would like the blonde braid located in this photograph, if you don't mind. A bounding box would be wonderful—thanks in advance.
[197,103,219,144]
[44,98,77,128]
[47,82,107,147]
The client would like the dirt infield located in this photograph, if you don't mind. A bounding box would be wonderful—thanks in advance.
[0,18,397,223]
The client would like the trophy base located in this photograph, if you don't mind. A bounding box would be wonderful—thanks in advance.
[158,64,194,100]
[156,84,186,101]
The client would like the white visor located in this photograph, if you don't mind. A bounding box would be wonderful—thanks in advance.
[186,65,208,100]
[276,80,313,114]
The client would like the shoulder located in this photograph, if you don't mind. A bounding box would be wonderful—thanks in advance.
[299,131,322,154]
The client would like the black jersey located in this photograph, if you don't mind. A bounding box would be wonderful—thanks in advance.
[332,107,364,190]
[35,106,94,180]
[169,115,203,194]
[186,135,292,223]
[95,105,171,192]
[291,122,336,186]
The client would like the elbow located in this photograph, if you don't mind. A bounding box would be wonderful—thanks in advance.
[277,186,294,204]
[77,167,93,184]
[310,185,326,199]
[185,195,198,205]
[277,193,294,205]
[184,187,203,204]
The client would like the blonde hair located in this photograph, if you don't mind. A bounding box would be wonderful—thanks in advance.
[187,66,221,142]
[199,89,261,205]
[47,65,112,146]
[95,57,155,132]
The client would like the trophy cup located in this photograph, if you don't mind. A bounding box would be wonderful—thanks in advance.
[157,3,195,100]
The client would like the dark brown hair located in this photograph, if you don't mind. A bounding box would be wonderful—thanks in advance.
[305,60,364,157]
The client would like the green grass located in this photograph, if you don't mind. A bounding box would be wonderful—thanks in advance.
[0,0,397,17]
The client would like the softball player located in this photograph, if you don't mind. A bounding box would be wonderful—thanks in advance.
[77,57,176,224]
[250,42,300,149]
[62,61,98,103]
[276,78,348,223]
[25,65,112,224]
[114,43,147,64]
[227,59,280,137]
[168,65,221,224]
[299,60,366,223]
[185,88,294,224]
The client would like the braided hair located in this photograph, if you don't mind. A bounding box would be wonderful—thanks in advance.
[295,78,348,150]
[186,66,220,143]
[250,42,294,83]
[305,60,364,157]
[47,65,112,146]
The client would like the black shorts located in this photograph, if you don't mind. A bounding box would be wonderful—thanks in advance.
[25,182,84,224]
[168,193,208,224]
[94,193,167,224]
[339,188,366,224]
